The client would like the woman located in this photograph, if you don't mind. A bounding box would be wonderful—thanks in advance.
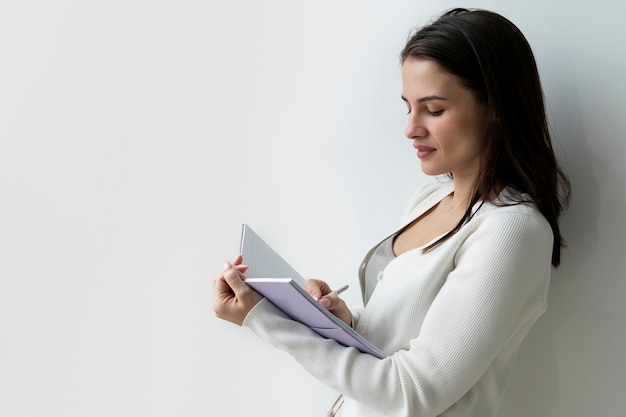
[214,8,570,417]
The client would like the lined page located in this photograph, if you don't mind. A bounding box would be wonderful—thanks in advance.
[240,224,305,285]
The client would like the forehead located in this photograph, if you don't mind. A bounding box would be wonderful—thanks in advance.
[401,58,465,97]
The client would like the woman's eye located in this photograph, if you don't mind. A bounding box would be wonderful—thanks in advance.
[427,109,444,116]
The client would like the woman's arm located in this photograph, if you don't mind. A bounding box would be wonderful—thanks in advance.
[242,210,553,416]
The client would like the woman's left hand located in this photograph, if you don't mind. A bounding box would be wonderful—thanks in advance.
[213,254,263,326]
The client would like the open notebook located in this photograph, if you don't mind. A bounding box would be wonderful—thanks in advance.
[240,224,386,359]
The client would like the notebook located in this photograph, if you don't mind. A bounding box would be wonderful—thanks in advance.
[240,224,386,358]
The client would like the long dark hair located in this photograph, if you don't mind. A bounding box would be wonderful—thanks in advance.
[401,8,571,267]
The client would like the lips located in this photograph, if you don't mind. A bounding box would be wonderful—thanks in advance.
[414,144,436,159]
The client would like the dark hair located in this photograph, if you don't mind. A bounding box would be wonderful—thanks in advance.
[401,8,571,267]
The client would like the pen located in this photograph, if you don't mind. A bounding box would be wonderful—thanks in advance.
[328,284,349,297]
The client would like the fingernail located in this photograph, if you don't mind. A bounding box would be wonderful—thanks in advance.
[319,298,331,308]
[312,294,319,301]
[222,262,232,271]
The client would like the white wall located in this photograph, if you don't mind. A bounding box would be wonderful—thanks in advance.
[1,1,624,416]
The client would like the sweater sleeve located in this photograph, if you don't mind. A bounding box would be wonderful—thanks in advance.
[243,209,552,416]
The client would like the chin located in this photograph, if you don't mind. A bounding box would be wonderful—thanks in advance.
[420,165,447,177]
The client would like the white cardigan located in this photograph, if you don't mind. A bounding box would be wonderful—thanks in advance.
[243,181,553,417]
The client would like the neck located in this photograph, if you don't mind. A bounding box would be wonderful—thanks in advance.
[448,174,504,210]
[449,175,477,209]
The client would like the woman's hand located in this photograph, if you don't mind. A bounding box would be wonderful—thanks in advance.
[213,254,263,326]
[304,279,352,327]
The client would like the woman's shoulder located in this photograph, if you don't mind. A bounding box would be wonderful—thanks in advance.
[481,187,542,217]
[474,188,552,236]
[402,180,454,219]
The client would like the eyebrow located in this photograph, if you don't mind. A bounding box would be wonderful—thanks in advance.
[401,95,448,103]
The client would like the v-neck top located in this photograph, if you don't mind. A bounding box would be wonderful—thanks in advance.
[362,234,396,305]
[244,180,554,417]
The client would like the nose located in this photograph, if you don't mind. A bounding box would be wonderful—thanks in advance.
[405,115,427,139]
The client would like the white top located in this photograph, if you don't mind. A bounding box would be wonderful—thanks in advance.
[362,233,395,304]
[243,181,554,417]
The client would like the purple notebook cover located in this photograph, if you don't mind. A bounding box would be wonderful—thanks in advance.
[244,278,386,359]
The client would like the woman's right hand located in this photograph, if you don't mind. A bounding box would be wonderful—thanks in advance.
[304,279,352,327]
[213,254,263,326]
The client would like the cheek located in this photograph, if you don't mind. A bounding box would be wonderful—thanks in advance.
[434,117,485,157]
[431,118,464,148]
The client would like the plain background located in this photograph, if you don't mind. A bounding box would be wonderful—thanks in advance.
[1,0,625,416]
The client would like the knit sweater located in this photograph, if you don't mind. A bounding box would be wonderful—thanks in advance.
[243,181,553,417]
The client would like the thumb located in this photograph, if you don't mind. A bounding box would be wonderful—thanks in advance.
[319,297,332,308]
[222,268,248,295]
[304,279,330,301]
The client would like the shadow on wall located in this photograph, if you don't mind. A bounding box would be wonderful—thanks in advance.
[499,48,600,416]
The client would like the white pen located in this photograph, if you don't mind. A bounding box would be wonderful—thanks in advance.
[328,284,349,297]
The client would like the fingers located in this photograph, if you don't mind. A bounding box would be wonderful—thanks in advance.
[304,279,352,325]
[304,279,332,301]
[223,255,248,275]
[231,253,243,266]
[214,254,247,297]
[318,294,352,326]
[319,296,332,308]
[318,293,343,309]
[214,255,264,326]
[222,263,248,275]
[222,266,248,294]
[213,273,231,297]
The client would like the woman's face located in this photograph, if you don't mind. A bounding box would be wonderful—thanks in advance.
[401,58,487,181]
